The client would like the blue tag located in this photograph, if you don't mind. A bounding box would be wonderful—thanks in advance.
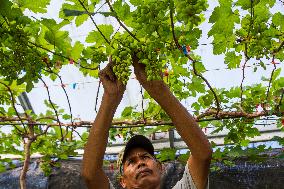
[182,45,188,55]
[72,83,77,89]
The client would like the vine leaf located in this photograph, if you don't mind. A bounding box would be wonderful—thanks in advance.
[15,0,50,13]
[86,24,114,46]
[225,51,242,69]
[112,0,130,19]
[71,41,84,61]
[208,0,240,55]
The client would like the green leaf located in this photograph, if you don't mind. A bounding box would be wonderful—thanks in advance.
[86,24,114,46]
[224,51,242,69]
[208,0,239,54]
[17,0,50,13]
[98,12,116,17]
[129,0,140,6]
[156,148,177,162]
[113,0,130,19]
[121,106,133,117]
[272,12,284,30]
[7,107,15,117]
[62,114,71,120]
[26,81,34,92]
[75,14,89,27]
[240,139,250,147]
[70,41,84,61]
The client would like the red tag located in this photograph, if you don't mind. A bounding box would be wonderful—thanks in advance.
[69,59,74,64]
[164,69,169,77]
[186,46,191,52]
[282,119,284,126]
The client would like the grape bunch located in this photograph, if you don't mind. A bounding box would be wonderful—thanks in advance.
[0,23,44,85]
[136,42,167,81]
[111,46,132,84]
[175,0,207,26]
[132,1,168,35]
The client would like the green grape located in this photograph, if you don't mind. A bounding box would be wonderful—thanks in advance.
[0,22,45,89]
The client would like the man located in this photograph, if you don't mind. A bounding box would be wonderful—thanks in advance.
[82,57,212,189]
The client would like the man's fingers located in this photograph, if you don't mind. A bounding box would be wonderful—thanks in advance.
[99,64,117,82]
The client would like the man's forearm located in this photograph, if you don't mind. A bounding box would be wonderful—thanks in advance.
[82,94,121,179]
[142,81,212,159]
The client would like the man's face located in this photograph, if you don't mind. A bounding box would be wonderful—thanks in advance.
[120,147,162,189]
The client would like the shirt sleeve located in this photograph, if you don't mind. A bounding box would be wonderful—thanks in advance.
[172,163,209,189]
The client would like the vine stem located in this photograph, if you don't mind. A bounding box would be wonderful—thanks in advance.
[140,85,146,123]
[168,0,220,115]
[265,56,277,107]
[240,45,249,108]
[77,0,111,46]
[265,39,284,109]
[105,0,140,42]
[27,41,98,70]
[191,59,221,115]
[19,137,33,189]
[39,78,64,141]
[0,82,27,134]
[169,0,181,50]
[43,68,74,140]
[95,65,101,114]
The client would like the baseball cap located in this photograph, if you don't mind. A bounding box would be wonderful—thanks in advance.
[117,135,154,175]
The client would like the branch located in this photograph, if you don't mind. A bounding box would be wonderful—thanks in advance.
[274,40,284,53]
[169,0,181,50]
[106,0,140,42]
[35,125,51,137]
[77,0,111,45]
[191,59,221,114]
[196,109,282,121]
[240,44,250,108]
[0,82,27,134]
[27,41,98,70]
[52,71,75,140]
[39,78,64,141]
[19,138,33,189]
[265,56,277,105]
[140,85,146,123]
[94,79,101,114]
[1,109,283,129]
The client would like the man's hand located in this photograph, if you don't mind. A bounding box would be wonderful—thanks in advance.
[99,58,126,101]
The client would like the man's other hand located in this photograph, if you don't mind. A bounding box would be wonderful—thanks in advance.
[99,58,126,100]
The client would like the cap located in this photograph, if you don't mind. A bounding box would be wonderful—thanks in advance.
[117,135,154,175]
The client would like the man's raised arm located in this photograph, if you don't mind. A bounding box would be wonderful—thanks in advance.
[82,62,125,189]
[132,56,212,189]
